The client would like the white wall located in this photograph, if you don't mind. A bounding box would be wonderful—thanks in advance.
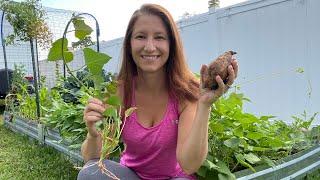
[90,0,319,124]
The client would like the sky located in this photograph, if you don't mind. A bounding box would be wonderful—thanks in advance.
[41,0,247,41]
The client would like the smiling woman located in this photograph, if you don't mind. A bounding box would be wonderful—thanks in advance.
[78,3,238,180]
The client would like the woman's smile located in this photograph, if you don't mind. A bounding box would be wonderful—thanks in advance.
[141,55,161,61]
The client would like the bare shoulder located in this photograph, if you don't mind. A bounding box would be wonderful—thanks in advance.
[178,99,197,118]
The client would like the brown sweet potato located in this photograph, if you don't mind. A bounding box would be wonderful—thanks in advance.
[203,50,236,90]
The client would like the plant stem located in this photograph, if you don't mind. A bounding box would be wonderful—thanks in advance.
[64,62,92,96]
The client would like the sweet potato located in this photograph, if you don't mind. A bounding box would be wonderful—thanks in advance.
[203,50,237,90]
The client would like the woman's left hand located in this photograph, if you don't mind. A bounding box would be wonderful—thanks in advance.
[199,58,239,106]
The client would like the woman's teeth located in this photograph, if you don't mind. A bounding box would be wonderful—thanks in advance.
[142,55,159,60]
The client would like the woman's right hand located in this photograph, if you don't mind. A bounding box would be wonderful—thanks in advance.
[83,98,106,138]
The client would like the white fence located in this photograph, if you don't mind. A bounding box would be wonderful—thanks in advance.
[39,0,319,124]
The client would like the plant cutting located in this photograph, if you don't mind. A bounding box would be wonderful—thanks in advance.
[47,15,135,179]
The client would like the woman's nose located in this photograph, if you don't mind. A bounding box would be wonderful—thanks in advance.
[143,38,156,52]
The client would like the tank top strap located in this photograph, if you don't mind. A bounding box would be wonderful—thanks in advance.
[131,77,136,106]
[168,93,180,118]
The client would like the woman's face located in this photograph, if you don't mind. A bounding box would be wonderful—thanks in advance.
[130,14,170,74]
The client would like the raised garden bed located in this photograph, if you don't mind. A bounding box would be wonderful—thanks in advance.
[235,145,320,179]
[3,111,83,165]
[3,111,320,179]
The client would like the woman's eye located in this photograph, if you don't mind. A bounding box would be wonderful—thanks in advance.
[155,36,165,40]
[135,35,145,39]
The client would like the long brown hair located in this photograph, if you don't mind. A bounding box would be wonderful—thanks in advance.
[118,3,199,110]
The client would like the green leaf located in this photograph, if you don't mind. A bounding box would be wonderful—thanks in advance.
[106,81,118,94]
[233,127,243,137]
[125,107,137,119]
[248,146,270,152]
[238,113,259,124]
[210,122,224,133]
[47,38,74,62]
[106,96,121,106]
[72,17,93,40]
[218,173,236,180]
[196,166,207,178]
[246,132,264,140]
[103,107,117,119]
[244,153,261,164]
[266,137,284,148]
[203,159,219,170]
[223,138,240,148]
[260,115,276,121]
[216,161,236,179]
[261,156,275,167]
[83,48,111,88]
[235,154,256,172]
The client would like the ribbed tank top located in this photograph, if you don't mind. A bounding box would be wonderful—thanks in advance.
[120,81,196,180]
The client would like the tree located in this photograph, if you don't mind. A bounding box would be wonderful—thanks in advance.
[0,0,53,119]
[0,0,52,49]
[208,0,220,8]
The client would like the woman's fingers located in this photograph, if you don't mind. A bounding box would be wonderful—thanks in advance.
[84,98,106,129]
[226,65,235,87]
[85,99,106,114]
[85,111,103,122]
[200,64,209,89]
[231,59,238,78]
[215,75,225,97]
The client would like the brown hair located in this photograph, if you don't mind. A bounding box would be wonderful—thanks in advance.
[118,3,199,110]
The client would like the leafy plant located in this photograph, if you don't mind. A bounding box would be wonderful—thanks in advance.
[41,89,88,148]
[197,92,318,179]
[1,0,54,121]
[47,15,135,179]
[55,68,114,104]
[0,0,52,49]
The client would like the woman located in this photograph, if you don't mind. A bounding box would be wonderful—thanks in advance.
[78,3,238,180]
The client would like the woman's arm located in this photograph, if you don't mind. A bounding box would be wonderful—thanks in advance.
[81,83,124,163]
[176,101,210,174]
[81,98,105,163]
[81,132,102,162]
[176,60,238,174]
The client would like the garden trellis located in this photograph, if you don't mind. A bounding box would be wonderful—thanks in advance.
[61,12,101,78]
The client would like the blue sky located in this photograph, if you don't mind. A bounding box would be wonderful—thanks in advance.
[41,0,247,41]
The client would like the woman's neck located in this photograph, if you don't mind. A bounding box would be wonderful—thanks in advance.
[135,69,167,96]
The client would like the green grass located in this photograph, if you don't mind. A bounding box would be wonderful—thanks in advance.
[0,114,80,179]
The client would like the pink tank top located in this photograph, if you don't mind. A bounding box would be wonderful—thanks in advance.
[120,82,196,180]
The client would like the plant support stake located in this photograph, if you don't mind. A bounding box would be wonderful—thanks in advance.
[30,38,41,119]
[1,10,10,93]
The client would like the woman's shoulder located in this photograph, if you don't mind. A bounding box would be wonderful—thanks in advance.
[178,98,197,115]
[116,80,125,99]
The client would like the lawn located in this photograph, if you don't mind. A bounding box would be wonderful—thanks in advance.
[0,112,80,179]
